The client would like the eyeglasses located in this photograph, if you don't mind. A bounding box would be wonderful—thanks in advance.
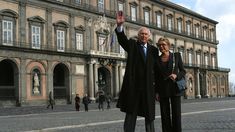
[157,43,167,47]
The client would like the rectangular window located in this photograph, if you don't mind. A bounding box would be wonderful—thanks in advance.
[99,36,106,52]
[56,0,63,2]
[131,6,136,21]
[76,33,83,50]
[178,20,182,33]
[32,26,41,49]
[156,14,161,28]
[2,20,13,45]
[75,0,81,4]
[144,11,150,25]
[167,17,172,31]
[210,30,214,42]
[186,23,191,35]
[212,56,215,68]
[203,29,207,40]
[179,50,183,62]
[98,0,104,12]
[205,55,208,66]
[195,26,199,38]
[197,54,201,66]
[118,2,124,11]
[188,52,192,66]
[57,30,65,52]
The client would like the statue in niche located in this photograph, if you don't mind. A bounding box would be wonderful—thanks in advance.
[189,78,193,92]
[33,73,40,94]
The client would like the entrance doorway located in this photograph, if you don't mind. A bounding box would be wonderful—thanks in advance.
[53,63,70,103]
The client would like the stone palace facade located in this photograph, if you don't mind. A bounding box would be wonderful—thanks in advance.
[0,0,230,106]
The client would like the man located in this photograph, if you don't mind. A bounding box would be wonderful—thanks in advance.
[82,94,90,112]
[98,92,105,111]
[47,91,54,110]
[115,11,159,132]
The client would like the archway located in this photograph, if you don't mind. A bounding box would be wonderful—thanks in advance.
[97,67,111,96]
[53,63,70,103]
[0,59,19,103]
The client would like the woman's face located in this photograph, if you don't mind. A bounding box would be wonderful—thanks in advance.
[158,41,170,53]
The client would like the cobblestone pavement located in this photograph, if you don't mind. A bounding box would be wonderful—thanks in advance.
[1,97,235,116]
[0,97,235,132]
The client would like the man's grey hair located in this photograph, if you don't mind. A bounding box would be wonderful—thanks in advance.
[138,27,151,36]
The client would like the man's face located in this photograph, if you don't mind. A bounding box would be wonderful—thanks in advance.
[138,28,150,44]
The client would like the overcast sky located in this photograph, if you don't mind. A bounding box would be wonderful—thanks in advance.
[170,0,235,83]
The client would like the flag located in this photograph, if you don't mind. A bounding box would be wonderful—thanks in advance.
[110,33,115,46]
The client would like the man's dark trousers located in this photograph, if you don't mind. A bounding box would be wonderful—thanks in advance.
[124,112,155,132]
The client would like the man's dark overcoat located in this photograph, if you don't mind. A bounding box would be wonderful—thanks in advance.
[115,29,159,121]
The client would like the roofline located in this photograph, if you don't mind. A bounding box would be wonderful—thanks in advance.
[151,0,218,24]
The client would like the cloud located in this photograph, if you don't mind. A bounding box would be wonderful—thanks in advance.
[194,0,235,82]
[171,0,235,83]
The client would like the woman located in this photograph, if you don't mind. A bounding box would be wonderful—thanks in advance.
[75,94,81,111]
[155,37,186,132]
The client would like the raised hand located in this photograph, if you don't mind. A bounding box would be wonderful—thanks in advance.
[116,11,125,26]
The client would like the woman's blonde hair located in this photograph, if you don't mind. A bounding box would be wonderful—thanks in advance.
[157,37,170,47]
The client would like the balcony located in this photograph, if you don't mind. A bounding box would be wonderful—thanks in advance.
[0,40,126,60]
[184,63,230,72]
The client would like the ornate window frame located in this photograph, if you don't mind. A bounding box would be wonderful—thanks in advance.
[53,21,69,52]
[0,9,18,46]
[156,10,162,28]
[75,25,85,51]
[28,16,45,49]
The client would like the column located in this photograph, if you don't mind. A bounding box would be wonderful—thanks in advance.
[46,8,52,48]
[69,14,75,50]
[196,69,201,98]
[94,63,99,98]
[114,64,119,97]
[88,62,95,100]
[118,63,124,93]
[18,0,26,46]
[47,61,54,96]
[205,75,209,98]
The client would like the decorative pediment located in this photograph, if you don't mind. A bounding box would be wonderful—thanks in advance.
[27,16,46,23]
[186,20,191,24]
[75,25,85,31]
[129,1,138,6]
[143,6,151,11]
[194,23,200,27]
[203,25,208,29]
[167,13,173,17]
[177,17,183,21]
[0,9,18,18]
[53,20,69,28]
[155,10,162,14]
[96,28,109,35]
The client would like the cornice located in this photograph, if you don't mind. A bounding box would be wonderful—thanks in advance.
[150,0,218,24]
